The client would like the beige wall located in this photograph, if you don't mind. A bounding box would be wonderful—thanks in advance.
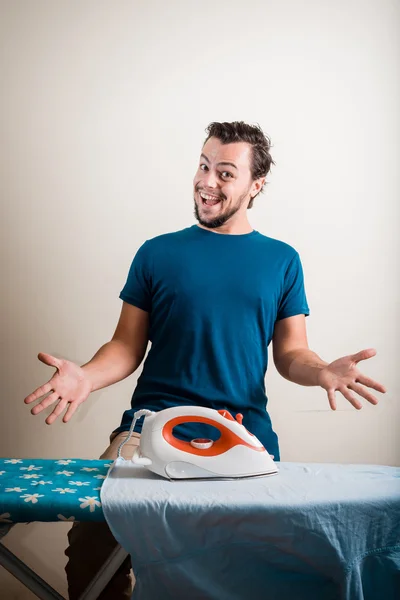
[1,0,399,597]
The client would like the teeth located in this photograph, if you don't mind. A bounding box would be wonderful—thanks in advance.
[200,192,221,202]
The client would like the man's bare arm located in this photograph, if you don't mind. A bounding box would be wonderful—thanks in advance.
[24,302,149,423]
[272,315,385,409]
[82,302,149,391]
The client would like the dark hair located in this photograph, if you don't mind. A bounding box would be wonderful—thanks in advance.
[204,121,275,208]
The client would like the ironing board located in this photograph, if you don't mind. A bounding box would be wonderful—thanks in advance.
[101,460,400,600]
[0,457,128,600]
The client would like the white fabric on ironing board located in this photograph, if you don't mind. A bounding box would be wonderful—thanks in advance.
[101,458,400,600]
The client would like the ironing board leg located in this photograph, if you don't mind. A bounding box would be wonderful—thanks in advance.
[77,544,129,600]
[0,524,128,600]
[0,540,65,600]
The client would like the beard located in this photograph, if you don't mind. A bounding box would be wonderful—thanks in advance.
[193,190,249,229]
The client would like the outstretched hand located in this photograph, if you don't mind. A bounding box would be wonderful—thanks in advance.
[317,348,386,410]
[24,353,92,424]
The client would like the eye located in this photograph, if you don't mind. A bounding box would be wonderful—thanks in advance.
[221,171,233,179]
[200,164,208,172]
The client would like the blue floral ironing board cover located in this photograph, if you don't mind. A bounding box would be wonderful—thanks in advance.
[0,458,111,523]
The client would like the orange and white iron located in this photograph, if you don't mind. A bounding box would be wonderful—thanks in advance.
[124,406,278,480]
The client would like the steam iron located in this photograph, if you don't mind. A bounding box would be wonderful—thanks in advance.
[125,406,278,480]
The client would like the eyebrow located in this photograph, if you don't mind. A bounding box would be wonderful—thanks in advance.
[200,153,238,170]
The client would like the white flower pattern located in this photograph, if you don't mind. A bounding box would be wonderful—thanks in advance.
[20,493,44,504]
[31,480,53,486]
[79,496,101,512]
[69,480,90,487]
[20,465,42,472]
[1,459,107,521]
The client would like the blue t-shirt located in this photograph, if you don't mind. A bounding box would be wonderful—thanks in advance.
[115,225,310,460]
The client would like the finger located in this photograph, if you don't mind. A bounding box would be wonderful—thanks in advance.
[339,386,362,410]
[351,348,376,364]
[46,399,68,425]
[348,383,379,405]
[355,375,386,394]
[63,402,79,423]
[38,352,62,370]
[24,382,52,404]
[327,389,337,410]
[31,391,61,415]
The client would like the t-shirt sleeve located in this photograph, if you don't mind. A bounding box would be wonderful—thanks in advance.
[119,242,152,312]
[276,252,310,321]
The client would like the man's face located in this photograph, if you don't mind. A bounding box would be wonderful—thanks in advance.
[193,137,262,229]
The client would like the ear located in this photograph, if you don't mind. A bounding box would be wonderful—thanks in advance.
[250,177,266,199]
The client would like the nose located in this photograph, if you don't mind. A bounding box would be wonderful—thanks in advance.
[201,169,219,189]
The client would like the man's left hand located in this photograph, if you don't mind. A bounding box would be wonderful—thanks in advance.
[317,348,386,410]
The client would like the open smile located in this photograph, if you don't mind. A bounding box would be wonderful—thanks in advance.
[199,191,223,207]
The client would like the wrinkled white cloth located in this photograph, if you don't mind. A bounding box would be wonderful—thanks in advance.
[101,459,400,600]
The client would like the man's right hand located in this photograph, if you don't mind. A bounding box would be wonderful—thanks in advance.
[24,353,92,425]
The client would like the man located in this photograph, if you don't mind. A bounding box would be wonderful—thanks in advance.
[25,121,386,599]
